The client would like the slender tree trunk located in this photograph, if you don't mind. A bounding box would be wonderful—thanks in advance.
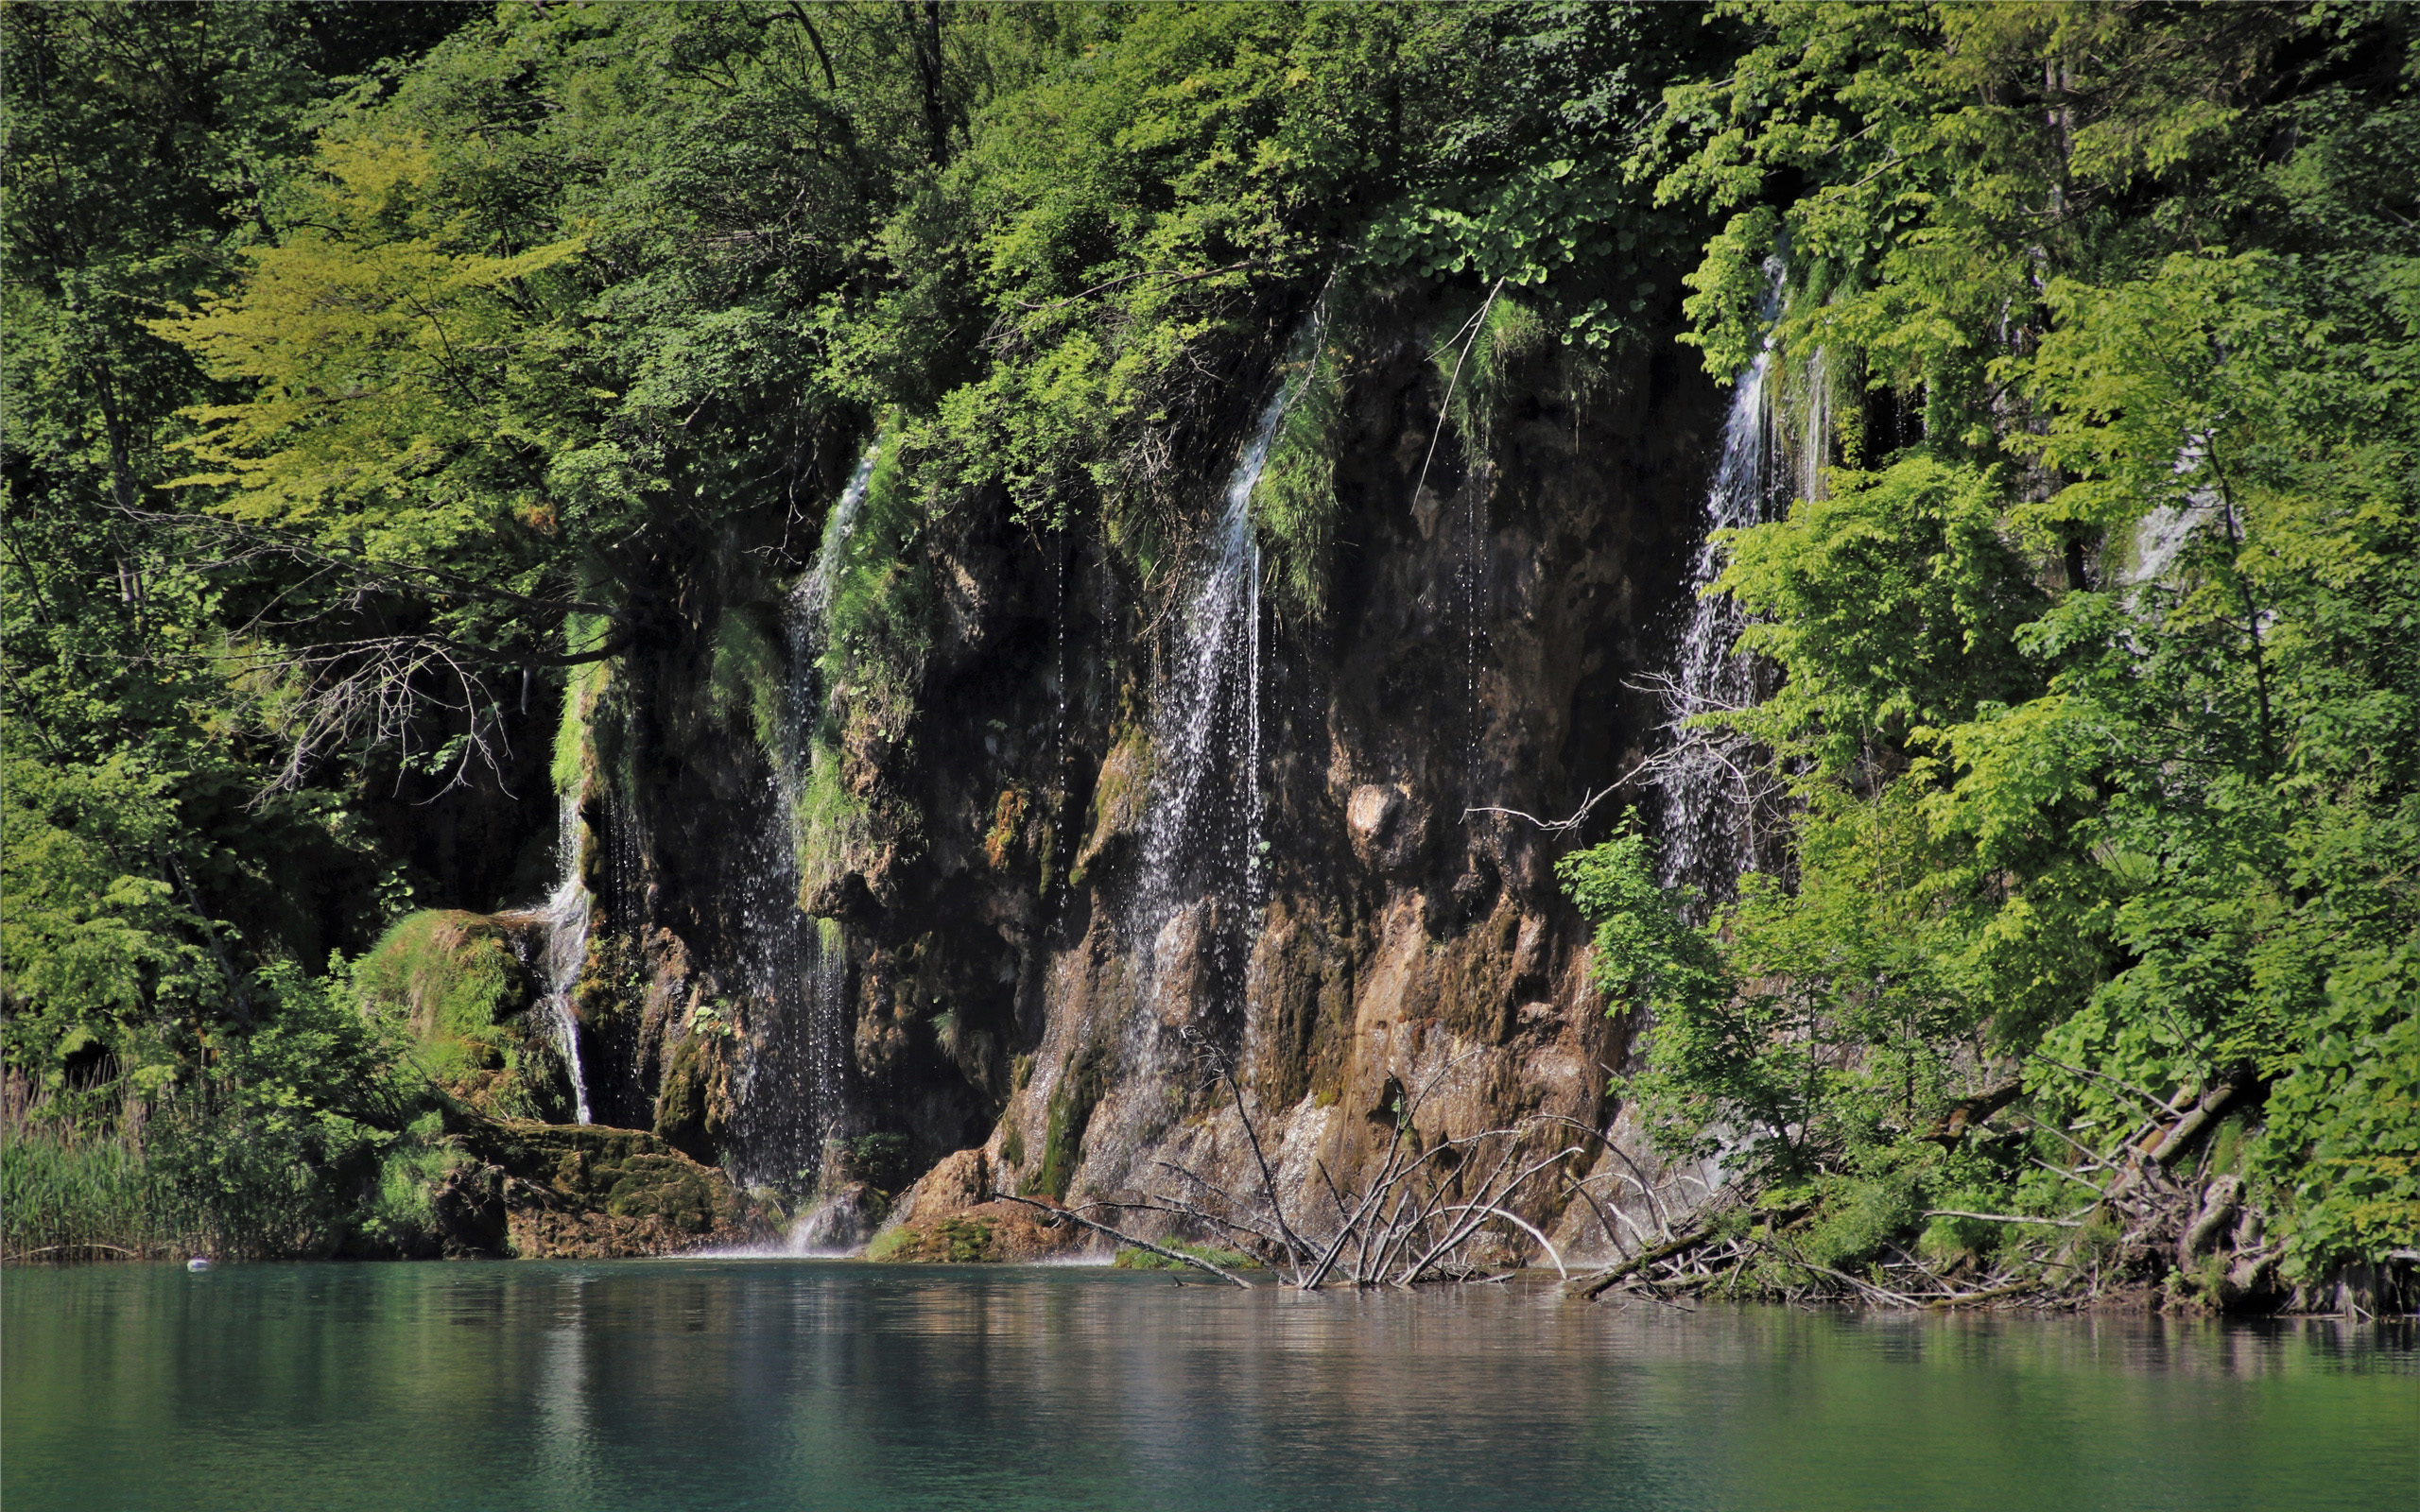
[898,0,949,165]
[88,359,140,515]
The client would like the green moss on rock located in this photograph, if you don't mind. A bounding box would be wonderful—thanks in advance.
[458,1120,772,1258]
[360,910,569,1120]
[1025,1040,1109,1201]
[1069,726,1152,888]
[1113,1240,1261,1271]
[872,1212,1002,1263]
[652,1031,733,1163]
[863,1199,1076,1264]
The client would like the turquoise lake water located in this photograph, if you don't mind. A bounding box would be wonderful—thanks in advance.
[4,1259,2413,1511]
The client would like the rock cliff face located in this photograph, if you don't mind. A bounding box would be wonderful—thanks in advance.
[567,290,1728,1262]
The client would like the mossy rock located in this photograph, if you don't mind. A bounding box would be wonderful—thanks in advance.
[1027,1040,1108,1200]
[1070,726,1153,887]
[652,1032,733,1163]
[459,1120,773,1258]
[360,911,569,1119]
[864,1199,1079,1264]
[869,1212,1004,1263]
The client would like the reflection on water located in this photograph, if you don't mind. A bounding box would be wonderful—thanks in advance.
[5,1261,2413,1512]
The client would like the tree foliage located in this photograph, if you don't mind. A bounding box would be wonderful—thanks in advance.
[9,1,2412,1280]
[1565,0,2420,1280]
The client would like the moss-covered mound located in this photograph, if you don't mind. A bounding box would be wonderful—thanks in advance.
[1112,1241,1261,1272]
[359,910,571,1121]
[651,1030,736,1163]
[864,1199,1080,1264]
[460,1120,772,1258]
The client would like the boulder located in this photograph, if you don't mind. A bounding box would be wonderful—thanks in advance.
[891,1147,988,1228]
[455,1119,773,1258]
[791,1181,882,1252]
[864,1198,1082,1264]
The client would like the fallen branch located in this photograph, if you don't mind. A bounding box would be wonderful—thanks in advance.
[1798,1261,1922,1308]
[1926,1210,2084,1228]
[1567,1219,1720,1300]
[1463,755,1652,835]
[1924,1277,2043,1310]
[1409,277,1505,511]
[2148,1074,2248,1167]
[2027,1155,2110,1196]
[1918,1079,2024,1147]
[988,1192,1253,1289]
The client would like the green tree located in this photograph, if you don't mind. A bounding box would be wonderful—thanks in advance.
[1571,0,2420,1282]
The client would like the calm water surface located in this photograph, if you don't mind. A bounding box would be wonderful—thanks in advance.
[5,1260,2413,1511]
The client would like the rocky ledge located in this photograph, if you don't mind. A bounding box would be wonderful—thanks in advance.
[431,1119,774,1259]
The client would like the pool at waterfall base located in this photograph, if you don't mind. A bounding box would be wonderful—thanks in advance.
[6,1260,2412,1512]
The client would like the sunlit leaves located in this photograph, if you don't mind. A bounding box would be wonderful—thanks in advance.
[158,132,587,553]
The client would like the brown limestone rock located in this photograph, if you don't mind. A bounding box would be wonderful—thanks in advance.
[1346,783,1426,874]
[1070,728,1152,886]
[892,1146,990,1228]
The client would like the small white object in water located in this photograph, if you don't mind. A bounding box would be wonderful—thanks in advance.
[186,1257,211,1272]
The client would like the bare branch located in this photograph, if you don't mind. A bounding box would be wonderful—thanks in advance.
[988,1193,1253,1288]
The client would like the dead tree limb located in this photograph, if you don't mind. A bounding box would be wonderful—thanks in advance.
[1568,1219,1722,1300]
[1925,1210,2084,1228]
[988,1193,1253,1288]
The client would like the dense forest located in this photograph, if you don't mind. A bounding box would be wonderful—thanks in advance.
[4,0,2413,1308]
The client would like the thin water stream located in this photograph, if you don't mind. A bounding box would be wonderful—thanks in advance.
[1130,336,1317,1026]
[6,1262,2411,1512]
[1658,269,1799,905]
[731,446,883,1195]
[526,797,595,1125]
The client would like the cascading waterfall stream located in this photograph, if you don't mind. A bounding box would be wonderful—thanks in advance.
[729,445,879,1208]
[786,446,878,1151]
[535,797,595,1125]
[1658,266,1795,904]
[1130,336,1320,1029]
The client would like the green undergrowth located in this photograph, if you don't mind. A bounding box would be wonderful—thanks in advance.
[1,1124,187,1261]
[814,439,931,758]
[551,617,615,800]
[788,438,929,904]
[358,912,528,1056]
[794,736,876,911]
[707,601,789,774]
[356,911,567,1122]
[1252,317,1348,621]
[866,1211,1001,1264]
[5,962,470,1262]
[1434,288,1556,462]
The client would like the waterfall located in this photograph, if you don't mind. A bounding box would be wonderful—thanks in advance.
[785,445,878,1163]
[1658,267,1794,903]
[1131,341,1317,1025]
[2129,444,2221,588]
[787,447,880,671]
[534,796,595,1125]
[727,445,878,1195]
